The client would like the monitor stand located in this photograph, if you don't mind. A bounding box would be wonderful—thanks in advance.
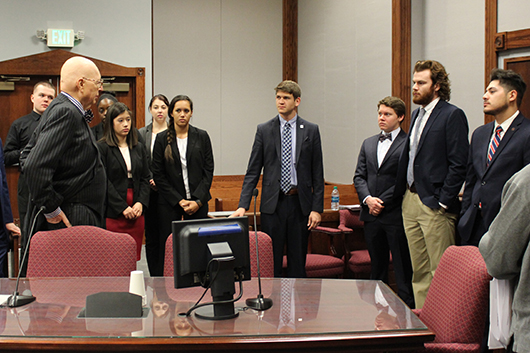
[195,256,239,320]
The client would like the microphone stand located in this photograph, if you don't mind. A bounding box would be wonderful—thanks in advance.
[7,206,46,307]
[246,189,273,311]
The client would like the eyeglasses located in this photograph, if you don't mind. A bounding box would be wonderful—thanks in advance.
[82,77,104,88]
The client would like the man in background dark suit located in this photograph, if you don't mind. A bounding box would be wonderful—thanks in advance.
[231,80,324,278]
[4,81,55,251]
[21,56,106,235]
[0,139,21,277]
[354,96,414,308]
[459,69,530,246]
[396,60,469,308]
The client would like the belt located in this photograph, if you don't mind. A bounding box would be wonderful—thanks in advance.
[284,187,298,195]
[407,183,417,193]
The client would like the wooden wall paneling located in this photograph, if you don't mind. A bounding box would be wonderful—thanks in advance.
[283,0,298,82]
[484,0,498,124]
[503,28,530,51]
[392,0,412,132]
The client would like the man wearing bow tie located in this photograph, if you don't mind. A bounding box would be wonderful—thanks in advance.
[20,56,106,236]
[459,69,530,247]
[354,96,414,308]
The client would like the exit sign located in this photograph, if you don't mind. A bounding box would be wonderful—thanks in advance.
[47,29,74,48]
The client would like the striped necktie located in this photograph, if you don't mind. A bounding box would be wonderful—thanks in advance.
[487,126,502,166]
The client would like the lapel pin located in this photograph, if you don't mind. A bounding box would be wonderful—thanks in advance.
[300,124,304,129]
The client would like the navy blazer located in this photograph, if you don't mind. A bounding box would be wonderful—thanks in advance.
[396,100,469,214]
[354,129,407,223]
[238,115,324,216]
[97,141,151,219]
[0,139,14,230]
[151,126,214,208]
[458,113,530,242]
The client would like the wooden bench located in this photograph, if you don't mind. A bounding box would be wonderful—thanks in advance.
[209,175,359,215]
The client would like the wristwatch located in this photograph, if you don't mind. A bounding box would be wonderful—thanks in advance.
[195,200,203,208]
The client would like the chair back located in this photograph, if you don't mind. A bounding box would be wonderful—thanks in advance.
[27,226,137,277]
[163,231,274,278]
[339,209,363,230]
[249,231,274,277]
[420,245,492,345]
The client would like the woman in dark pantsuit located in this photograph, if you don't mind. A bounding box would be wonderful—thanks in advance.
[98,102,150,260]
[139,94,169,276]
[151,95,214,275]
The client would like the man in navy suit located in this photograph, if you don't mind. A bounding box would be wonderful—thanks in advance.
[231,80,324,278]
[459,69,530,246]
[0,139,21,277]
[396,60,469,308]
[354,96,414,308]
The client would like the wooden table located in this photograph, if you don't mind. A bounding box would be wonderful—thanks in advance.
[0,277,433,352]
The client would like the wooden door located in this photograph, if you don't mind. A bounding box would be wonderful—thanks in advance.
[0,50,145,222]
[505,56,530,119]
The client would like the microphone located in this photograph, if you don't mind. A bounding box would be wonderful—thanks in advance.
[7,205,46,307]
[246,188,273,311]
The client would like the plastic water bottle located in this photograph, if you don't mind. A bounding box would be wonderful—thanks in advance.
[331,186,340,211]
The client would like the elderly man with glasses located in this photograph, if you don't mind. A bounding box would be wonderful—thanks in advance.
[19,57,107,272]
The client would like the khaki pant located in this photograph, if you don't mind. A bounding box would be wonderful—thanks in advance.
[402,190,456,308]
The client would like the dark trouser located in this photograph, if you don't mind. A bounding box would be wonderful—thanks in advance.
[17,174,29,253]
[462,211,487,247]
[261,193,308,278]
[155,200,209,276]
[144,189,161,276]
[364,219,415,308]
[0,229,9,278]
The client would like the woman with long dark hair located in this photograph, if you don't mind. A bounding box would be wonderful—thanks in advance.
[151,95,214,275]
[97,102,150,260]
[139,94,169,276]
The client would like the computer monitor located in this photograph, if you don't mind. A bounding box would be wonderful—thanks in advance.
[172,217,251,320]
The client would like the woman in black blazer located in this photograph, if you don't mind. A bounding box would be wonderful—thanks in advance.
[151,95,214,275]
[138,94,169,276]
[97,102,150,261]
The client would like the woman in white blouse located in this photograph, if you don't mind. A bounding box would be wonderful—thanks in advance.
[151,95,214,275]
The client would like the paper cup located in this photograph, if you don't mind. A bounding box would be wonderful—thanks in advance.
[129,270,146,306]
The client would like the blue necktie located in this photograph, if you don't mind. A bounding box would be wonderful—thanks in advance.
[280,123,292,193]
[407,108,426,186]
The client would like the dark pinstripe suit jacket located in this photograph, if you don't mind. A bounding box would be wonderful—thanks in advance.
[20,93,106,226]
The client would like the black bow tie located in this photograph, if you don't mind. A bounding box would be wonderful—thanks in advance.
[379,133,392,142]
[83,109,94,123]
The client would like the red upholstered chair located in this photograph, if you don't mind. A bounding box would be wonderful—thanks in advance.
[282,223,345,278]
[27,226,137,277]
[164,231,274,278]
[413,245,492,352]
[306,209,372,278]
[337,209,395,279]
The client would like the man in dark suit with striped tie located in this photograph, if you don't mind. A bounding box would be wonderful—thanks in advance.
[458,69,530,246]
[21,56,106,235]
[231,80,324,278]
[354,96,414,308]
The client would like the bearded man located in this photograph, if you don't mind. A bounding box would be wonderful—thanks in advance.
[395,60,469,308]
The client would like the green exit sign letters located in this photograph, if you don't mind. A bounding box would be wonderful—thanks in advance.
[46,29,74,48]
